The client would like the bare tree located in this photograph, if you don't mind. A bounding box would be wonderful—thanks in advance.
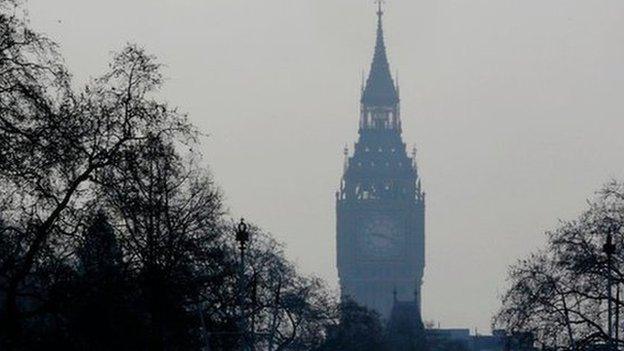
[198,227,333,351]
[1,3,342,350]
[495,181,624,351]
[98,134,224,350]
[244,233,332,351]
[315,298,385,351]
[0,0,194,343]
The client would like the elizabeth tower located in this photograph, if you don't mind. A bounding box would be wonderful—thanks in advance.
[336,4,425,319]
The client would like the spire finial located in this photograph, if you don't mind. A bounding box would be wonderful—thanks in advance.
[375,0,384,18]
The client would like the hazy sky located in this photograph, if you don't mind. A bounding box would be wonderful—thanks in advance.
[26,0,624,332]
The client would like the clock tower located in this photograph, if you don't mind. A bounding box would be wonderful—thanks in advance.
[336,3,425,319]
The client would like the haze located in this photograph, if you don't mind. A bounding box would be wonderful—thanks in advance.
[27,0,624,332]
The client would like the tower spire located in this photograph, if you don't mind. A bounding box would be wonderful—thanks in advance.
[338,1,426,322]
[362,1,398,107]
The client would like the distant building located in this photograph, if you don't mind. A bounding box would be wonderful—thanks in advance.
[426,328,537,351]
[427,328,472,349]
[336,2,426,320]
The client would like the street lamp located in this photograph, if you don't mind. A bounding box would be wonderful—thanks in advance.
[235,218,250,351]
[602,217,618,351]
[236,218,250,252]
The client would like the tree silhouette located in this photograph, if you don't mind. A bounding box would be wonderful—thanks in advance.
[0,1,344,350]
[496,181,624,351]
[0,2,194,343]
[316,298,385,351]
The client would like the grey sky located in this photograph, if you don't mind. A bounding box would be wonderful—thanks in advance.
[27,0,624,332]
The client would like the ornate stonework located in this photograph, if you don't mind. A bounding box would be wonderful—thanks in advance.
[336,5,426,319]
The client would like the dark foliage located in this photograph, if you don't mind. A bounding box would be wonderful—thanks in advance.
[316,298,385,351]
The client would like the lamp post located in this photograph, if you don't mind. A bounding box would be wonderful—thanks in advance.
[602,217,618,351]
[235,218,250,351]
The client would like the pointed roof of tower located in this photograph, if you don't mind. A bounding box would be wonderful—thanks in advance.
[361,3,399,107]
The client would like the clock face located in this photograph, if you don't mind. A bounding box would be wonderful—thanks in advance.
[360,214,402,259]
